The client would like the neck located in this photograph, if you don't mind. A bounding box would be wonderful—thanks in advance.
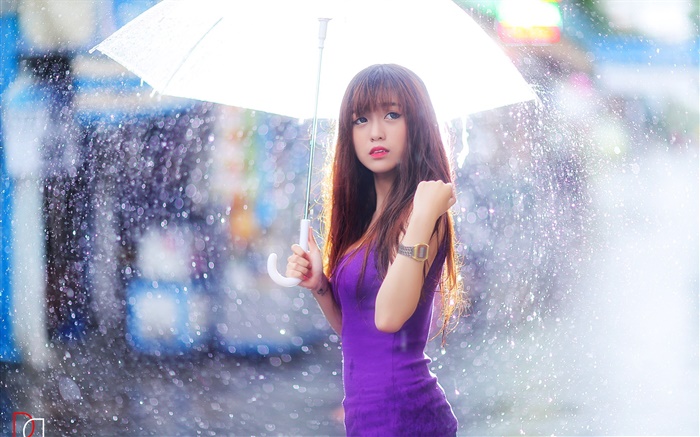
[373,172,395,216]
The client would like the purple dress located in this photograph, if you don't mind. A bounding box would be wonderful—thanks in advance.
[331,245,458,436]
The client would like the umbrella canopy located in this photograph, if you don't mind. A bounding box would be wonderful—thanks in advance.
[92,0,536,121]
[92,0,537,287]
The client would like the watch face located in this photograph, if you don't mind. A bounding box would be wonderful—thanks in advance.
[399,243,429,261]
[415,244,428,260]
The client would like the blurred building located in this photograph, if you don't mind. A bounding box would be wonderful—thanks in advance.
[0,0,329,381]
[1,0,207,371]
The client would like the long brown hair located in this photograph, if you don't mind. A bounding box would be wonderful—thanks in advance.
[321,64,464,341]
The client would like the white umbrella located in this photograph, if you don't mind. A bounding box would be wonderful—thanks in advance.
[92,0,537,286]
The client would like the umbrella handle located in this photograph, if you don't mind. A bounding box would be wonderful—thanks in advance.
[267,219,310,287]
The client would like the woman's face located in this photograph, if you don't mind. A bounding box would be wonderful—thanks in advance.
[351,101,408,179]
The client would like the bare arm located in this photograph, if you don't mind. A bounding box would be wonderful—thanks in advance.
[286,228,342,335]
[374,181,456,333]
[307,272,342,335]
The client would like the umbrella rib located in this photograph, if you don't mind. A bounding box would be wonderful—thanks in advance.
[162,16,225,92]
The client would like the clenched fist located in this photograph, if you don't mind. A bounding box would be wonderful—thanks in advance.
[411,180,456,224]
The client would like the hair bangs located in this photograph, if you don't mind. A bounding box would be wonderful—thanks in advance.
[349,69,405,116]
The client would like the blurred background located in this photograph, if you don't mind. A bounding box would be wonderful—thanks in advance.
[0,0,697,435]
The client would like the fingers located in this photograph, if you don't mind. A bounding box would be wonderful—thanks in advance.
[446,182,457,207]
[284,227,322,289]
[417,180,457,205]
[291,244,307,257]
[287,253,309,268]
[286,259,310,279]
[285,244,307,274]
[285,264,309,280]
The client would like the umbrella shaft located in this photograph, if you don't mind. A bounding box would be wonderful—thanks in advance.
[302,52,321,221]
[303,19,330,221]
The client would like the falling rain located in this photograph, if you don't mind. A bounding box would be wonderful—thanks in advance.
[1,1,698,436]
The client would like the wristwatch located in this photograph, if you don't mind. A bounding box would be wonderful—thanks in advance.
[398,243,429,262]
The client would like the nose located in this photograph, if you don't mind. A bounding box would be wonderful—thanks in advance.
[370,121,385,141]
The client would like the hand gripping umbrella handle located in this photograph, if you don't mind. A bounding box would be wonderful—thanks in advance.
[267,219,310,287]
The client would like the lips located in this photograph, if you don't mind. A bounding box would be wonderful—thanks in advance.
[370,146,389,158]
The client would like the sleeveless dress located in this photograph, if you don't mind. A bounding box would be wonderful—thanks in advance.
[331,245,458,436]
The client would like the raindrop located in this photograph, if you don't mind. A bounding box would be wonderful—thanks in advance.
[58,377,82,401]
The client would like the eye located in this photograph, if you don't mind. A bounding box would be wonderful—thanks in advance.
[353,116,368,125]
[385,112,401,120]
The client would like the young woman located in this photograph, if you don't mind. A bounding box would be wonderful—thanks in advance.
[285,64,464,436]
